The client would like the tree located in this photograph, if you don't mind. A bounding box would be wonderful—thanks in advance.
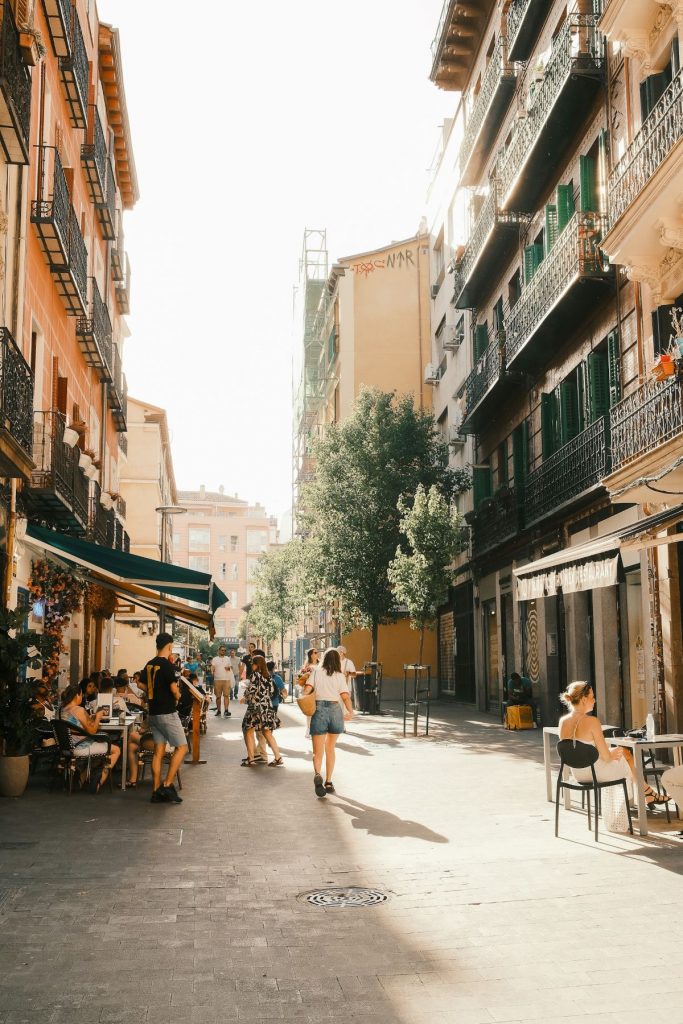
[248,542,308,666]
[301,388,470,663]
[388,484,465,666]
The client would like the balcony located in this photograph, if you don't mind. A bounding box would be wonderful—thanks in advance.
[601,70,683,299]
[41,0,71,57]
[58,7,88,129]
[0,327,34,479]
[76,279,113,379]
[111,213,124,282]
[31,152,89,316]
[27,411,89,534]
[459,37,523,187]
[96,160,116,241]
[89,482,114,547]
[496,15,604,212]
[454,182,529,309]
[107,349,127,432]
[81,107,108,206]
[507,0,548,62]
[606,375,683,503]
[458,329,522,432]
[51,206,88,316]
[470,486,523,560]
[506,211,612,371]
[0,1,31,164]
[430,0,497,92]
[525,416,609,527]
[118,432,128,457]
[114,251,131,315]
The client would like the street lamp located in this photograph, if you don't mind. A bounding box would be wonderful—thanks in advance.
[155,504,187,631]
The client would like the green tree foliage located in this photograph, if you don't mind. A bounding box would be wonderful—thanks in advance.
[248,542,309,665]
[0,608,43,756]
[301,388,470,661]
[388,484,465,665]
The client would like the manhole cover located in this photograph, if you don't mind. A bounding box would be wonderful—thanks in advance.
[298,887,389,908]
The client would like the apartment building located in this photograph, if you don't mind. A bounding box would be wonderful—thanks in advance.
[173,486,279,642]
[426,0,683,730]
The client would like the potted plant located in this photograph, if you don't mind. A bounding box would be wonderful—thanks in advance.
[0,608,42,798]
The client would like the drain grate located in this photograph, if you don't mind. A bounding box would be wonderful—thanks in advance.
[298,886,389,908]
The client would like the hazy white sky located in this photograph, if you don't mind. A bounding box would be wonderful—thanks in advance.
[98,0,455,526]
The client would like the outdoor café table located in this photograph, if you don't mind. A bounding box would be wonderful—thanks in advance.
[605,734,683,837]
[543,725,620,808]
[98,715,137,791]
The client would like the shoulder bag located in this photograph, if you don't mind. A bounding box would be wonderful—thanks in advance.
[297,670,316,717]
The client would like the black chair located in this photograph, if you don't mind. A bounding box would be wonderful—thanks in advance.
[555,739,633,842]
[30,725,60,776]
[641,748,675,823]
[137,731,183,790]
[51,721,113,794]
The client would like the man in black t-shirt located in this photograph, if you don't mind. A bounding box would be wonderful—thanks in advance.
[142,632,188,804]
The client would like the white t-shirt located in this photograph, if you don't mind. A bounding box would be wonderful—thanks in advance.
[211,656,234,682]
[310,668,349,702]
[229,656,241,679]
[340,657,356,677]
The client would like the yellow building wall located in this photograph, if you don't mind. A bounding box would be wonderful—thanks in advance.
[343,618,438,699]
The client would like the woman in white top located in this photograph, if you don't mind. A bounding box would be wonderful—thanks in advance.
[304,648,353,798]
[298,647,320,740]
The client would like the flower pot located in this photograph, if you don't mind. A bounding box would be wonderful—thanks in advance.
[0,755,30,798]
[652,355,676,381]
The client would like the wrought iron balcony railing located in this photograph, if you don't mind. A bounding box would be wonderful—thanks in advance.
[116,494,127,520]
[506,211,610,367]
[115,251,130,314]
[81,107,108,205]
[31,149,70,266]
[29,411,89,532]
[506,0,548,62]
[118,432,128,457]
[0,0,31,164]
[76,279,113,378]
[453,182,529,308]
[42,0,72,58]
[107,346,127,431]
[111,212,124,282]
[471,486,522,559]
[89,482,110,546]
[459,36,522,185]
[610,375,683,470]
[58,6,88,129]
[461,334,505,424]
[525,416,609,526]
[96,160,116,241]
[496,15,604,210]
[608,70,683,230]
[0,326,34,467]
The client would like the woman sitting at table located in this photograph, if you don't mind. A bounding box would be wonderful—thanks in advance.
[559,681,668,813]
[79,676,99,712]
[60,683,120,791]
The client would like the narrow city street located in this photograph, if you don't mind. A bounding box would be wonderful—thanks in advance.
[2,704,683,1024]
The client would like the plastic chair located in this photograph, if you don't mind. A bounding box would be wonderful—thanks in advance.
[51,720,113,794]
[555,739,633,842]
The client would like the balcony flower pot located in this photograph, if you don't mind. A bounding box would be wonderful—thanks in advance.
[652,354,676,382]
[62,426,80,448]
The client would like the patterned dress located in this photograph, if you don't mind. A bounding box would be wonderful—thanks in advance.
[242,672,280,733]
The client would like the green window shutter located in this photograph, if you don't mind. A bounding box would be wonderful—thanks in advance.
[545,204,558,255]
[587,351,609,422]
[579,155,596,213]
[576,361,587,432]
[328,328,337,364]
[556,184,575,233]
[558,380,579,446]
[472,465,492,510]
[512,421,529,486]
[607,331,621,406]
[523,244,544,286]
[540,393,556,460]
[498,442,508,485]
[474,323,489,360]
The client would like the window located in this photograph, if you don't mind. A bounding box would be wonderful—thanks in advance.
[246,530,268,553]
[230,535,238,551]
[188,526,210,551]
[218,535,226,551]
[189,554,210,572]
[230,563,238,580]
[230,591,238,608]
[220,563,226,577]
[246,556,261,580]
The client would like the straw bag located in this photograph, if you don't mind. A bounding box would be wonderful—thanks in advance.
[297,672,316,716]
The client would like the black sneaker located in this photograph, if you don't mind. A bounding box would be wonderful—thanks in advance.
[151,788,170,803]
[224,710,231,717]
[160,784,182,804]
[214,709,222,716]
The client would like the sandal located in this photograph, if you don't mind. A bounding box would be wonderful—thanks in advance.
[240,759,257,767]
[314,773,326,798]
[324,781,335,793]
[269,757,283,767]
[645,785,669,805]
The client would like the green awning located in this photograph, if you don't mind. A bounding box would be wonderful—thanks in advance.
[26,523,229,615]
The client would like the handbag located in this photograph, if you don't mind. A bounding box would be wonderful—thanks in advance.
[296,671,316,716]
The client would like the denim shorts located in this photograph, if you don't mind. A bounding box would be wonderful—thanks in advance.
[148,712,187,748]
[309,700,344,736]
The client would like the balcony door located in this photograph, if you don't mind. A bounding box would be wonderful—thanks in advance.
[483,599,501,712]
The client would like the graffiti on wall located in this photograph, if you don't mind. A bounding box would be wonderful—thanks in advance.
[349,248,416,278]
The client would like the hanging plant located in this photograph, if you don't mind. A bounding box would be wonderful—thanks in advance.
[89,583,117,620]
[28,559,87,672]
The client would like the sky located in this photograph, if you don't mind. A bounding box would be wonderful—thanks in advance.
[97,0,456,528]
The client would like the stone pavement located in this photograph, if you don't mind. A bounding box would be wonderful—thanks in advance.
[2,701,683,1024]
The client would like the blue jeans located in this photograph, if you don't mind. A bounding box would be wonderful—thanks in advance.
[310,700,344,736]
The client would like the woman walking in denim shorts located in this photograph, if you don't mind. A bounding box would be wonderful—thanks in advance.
[303,648,353,798]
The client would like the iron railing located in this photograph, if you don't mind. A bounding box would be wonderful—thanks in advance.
[525,416,609,525]
[461,334,505,421]
[32,149,70,255]
[71,448,89,526]
[609,70,683,229]
[430,0,452,61]
[93,279,112,370]
[118,432,128,457]
[472,486,522,558]
[42,0,72,57]
[116,494,127,520]
[90,482,109,546]
[115,252,130,314]
[97,159,116,240]
[81,106,108,199]
[0,0,31,161]
[68,206,88,307]
[507,0,527,47]
[506,211,609,364]
[459,36,522,177]
[0,327,33,457]
[497,15,604,204]
[59,6,88,126]
[454,182,529,303]
[610,375,683,469]
[32,410,88,526]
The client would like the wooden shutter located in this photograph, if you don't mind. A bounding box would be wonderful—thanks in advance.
[556,184,575,233]
[498,441,508,486]
[558,380,579,446]
[473,465,492,510]
[607,331,621,407]
[576,361,587,432]
[540,393,556,460]
[579,156,596,212]
[640,72,668,120]
[512,421,529,486]
[587,352,609,422]
[474,323,489,360]
[545,204,558,255]
[523,244,544,286]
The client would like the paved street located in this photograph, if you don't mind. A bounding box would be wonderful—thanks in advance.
[2,702,683,1024]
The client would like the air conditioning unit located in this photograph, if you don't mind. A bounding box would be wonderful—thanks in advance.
[448,423,466,448]
[424,363,440,386]
[442,325,460,352]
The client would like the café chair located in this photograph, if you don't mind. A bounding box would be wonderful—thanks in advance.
[555,739,633,842]
[51,721,113,795]
[137,733,183,790]
[30,726,60,776]
[642,749,674,823]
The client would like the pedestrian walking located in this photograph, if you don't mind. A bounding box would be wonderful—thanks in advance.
[228,648,241,699]
[337,645,358,708]
[211,645,234,718]
[240,655,283,768]
[255,661,287,761]
[298,647,320,740]
[142,632,188,804]
[303,648,353,797]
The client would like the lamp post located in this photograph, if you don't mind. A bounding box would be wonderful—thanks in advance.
[155,504,187,632]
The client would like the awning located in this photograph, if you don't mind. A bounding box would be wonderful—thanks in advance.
[513,504,683,601]
[25,523,229,631]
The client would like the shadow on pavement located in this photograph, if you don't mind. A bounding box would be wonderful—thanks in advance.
[329,794,449,843]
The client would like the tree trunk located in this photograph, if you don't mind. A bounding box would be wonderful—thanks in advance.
[371,618,379,664]
[280,626,285,675]
[418,626,425,667]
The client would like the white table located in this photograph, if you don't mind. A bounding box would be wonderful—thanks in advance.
[98,715,139,791]
[605,735,683,836]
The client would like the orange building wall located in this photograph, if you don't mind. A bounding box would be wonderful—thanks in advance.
[343,618,438,698]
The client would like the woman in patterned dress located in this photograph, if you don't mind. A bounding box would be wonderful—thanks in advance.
[239,655,283,767]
